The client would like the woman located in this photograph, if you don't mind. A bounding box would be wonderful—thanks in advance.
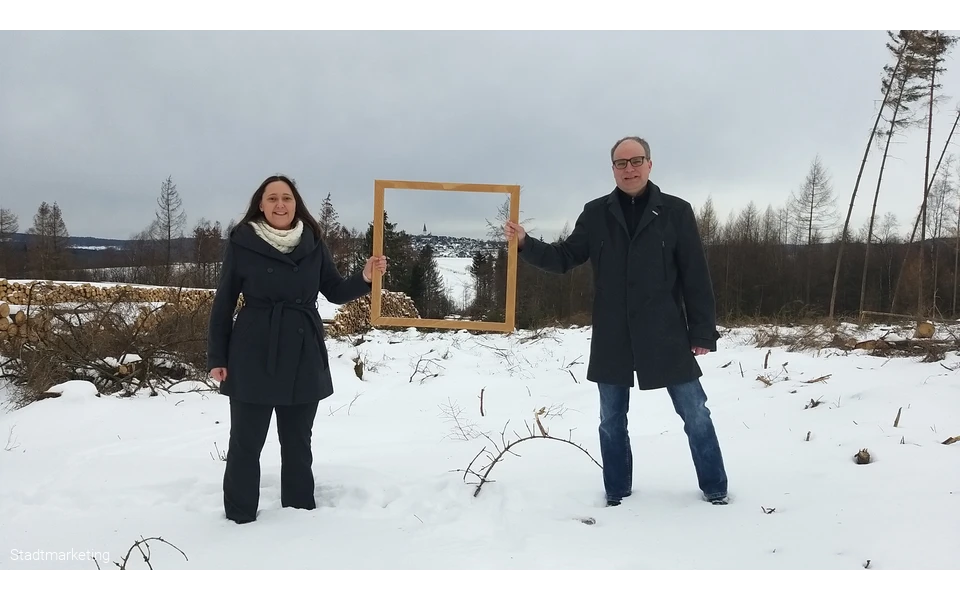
[207,174,386,524]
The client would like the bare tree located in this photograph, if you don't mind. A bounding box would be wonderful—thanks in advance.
[697,195,720,250]
[0,207,19,275]
[152,175,186,283]
[858,30,927,315]
[911,30,957,317]
[954,158,960,315]
[878,212,902,243]
[736,201,762,246]
[0,207,17,240]
[758,205,774,244]
[890,105,960,313]
[789,155,838,304]
[485,193,530,241]
[927,157,957,313]
[829,30,910,319]
[192,218,223,288]
[126,223,164,285]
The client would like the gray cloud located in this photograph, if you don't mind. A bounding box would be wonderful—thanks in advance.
[2,30,958,243]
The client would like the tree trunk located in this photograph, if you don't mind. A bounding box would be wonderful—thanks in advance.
[931,182,948,314]
[889,107,960,312]
[829,44,905,319]
[859,85,907,316]
[953,198,959,316]
[917,51,938,319]
[806,184,815,306]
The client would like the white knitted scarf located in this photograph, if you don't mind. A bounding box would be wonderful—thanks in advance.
[250,219,303,254]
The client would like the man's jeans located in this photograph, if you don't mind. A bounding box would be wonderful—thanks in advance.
[598,377,728,502]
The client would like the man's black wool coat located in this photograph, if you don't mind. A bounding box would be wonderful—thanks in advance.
[518,181,720,389]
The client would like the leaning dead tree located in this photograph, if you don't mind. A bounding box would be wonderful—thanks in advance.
[828,29,910,319]
[454,407,601,498]
[858,31,928,316]
[889,104,960,315]
[887,30,958,317]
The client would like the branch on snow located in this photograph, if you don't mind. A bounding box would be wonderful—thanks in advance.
[452,407,601,498]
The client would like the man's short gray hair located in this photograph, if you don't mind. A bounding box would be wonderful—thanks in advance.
[610,136,651,161]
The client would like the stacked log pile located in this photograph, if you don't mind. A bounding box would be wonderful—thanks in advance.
[0,280,420,343]
[0,279,213,306]
[0,280,217,348]
[327,290,420,337]
[0,301,55,345]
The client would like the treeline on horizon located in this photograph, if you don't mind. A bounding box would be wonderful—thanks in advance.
[1,30,960,326]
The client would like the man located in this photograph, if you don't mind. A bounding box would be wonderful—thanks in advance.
[504,136,728,507]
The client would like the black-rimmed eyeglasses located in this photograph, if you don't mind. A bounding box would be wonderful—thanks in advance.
[613,156,648,169]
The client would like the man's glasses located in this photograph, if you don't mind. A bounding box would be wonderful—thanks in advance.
[613,156,648,169]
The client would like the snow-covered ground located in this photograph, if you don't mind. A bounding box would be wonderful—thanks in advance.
[434,257,474,309]
[1,321,958,570]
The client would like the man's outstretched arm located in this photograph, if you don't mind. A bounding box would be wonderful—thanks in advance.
[510,208,591,275]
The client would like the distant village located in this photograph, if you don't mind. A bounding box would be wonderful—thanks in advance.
[409,224,505,259]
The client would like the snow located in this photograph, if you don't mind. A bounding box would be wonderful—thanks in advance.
[434,256,474,307]
[1,323,958,572]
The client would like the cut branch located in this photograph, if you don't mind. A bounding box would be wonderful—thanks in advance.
[453,409,601,498]
[96,536,188,570]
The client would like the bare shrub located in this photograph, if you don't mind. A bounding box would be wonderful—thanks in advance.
[439,399,482,441]
[2,286,215,408]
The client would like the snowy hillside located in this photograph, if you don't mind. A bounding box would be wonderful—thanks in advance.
[434,257,474,307]
[1,321,958,570]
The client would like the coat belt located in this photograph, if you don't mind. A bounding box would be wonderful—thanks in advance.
[243,296,324,376]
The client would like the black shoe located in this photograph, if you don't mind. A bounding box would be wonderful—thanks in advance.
[606,499,621,507]
[228,515,256,524]
[706,496,729,505]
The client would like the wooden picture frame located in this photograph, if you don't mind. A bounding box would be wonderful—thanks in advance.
[371,179,520,333]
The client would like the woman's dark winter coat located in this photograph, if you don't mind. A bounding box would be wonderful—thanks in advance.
[207,222,371,405]
[518,181,720,390]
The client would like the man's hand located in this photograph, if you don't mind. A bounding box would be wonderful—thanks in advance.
[504,221,526,248]
[210,367,227,382]
[691,346,710,356]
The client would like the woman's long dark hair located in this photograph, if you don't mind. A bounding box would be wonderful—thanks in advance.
[234,174,323,240]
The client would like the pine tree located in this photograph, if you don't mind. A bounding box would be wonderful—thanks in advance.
[26,201,70,278]
[317,193,339,238]
[408,244,452,319]
[358,211,416,295]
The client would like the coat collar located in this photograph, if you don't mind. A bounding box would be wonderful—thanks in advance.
[605,180,665,240]
[230,220,319,265]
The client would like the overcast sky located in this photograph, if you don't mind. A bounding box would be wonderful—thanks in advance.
[2,30,959,243]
